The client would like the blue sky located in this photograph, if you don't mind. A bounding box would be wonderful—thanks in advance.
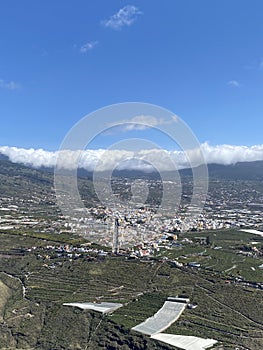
[1,0,263,151]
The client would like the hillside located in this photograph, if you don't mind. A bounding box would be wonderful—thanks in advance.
[0,157,262,349]
[207,161,263,180]
[1,154,263,182]
[0,229,262,349]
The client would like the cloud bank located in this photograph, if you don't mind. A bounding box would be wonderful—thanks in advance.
[1,143,263,172]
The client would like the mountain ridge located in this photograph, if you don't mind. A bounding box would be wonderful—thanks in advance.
[0,153,263,180]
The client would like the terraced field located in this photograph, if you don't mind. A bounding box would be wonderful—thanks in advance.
[0,230,262,349]
[112,263,263,350]
[25,258,157,303]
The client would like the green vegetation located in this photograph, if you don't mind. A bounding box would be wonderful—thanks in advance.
[0,233,175,349]
[0,159,262,349]
[1,228,89,245]
[0,230,261,349]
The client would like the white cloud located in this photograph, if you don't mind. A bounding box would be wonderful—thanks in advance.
[102,5,142,30]
[227,80,240,87]
[80,41,98,53]
[108,115,176,132]
[0,79,20,90]
[122,115,169,131]
[1,143,263,172]
[200,142,263,165]
[0,146,58,168]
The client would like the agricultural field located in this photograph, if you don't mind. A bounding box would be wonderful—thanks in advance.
[0,228,261,349]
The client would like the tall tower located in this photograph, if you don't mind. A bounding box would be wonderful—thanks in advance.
[112,218,119,254]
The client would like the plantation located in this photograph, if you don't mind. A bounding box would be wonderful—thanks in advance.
[0,229,262,349]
